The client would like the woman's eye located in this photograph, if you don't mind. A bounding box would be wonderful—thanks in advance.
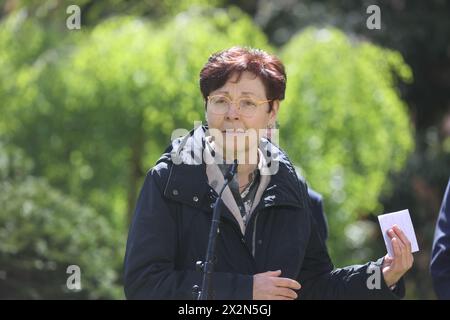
[241,100,256,107]
[215,98,227,104]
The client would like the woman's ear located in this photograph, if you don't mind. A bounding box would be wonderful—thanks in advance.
[269,100,280,123]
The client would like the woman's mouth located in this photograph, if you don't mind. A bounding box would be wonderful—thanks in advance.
[222,128,247,135]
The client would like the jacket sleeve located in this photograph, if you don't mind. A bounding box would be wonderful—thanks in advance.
[430,178,450,299]
[123,166,253,300]
[297,206,405,300]
[307,189,329,242]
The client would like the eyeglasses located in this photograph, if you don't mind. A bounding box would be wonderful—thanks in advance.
[207,95,272,117]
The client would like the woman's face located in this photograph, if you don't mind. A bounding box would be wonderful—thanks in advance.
[206,71,279,161]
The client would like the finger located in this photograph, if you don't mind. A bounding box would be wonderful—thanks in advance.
[273,295,292,300]
[390,229,406,253]
[263,270,282,277]
[388,228,396,239]
[393,236,407,271]
[404,252,413,270]
[274,287,298,299]
[396,235,406,253]
[393,225,412,253]
[392,236,411,274]
[391,236,401,262]
[382,255,394,269]
[405,250,414,270]
[392,231,408,267]
[388,229,398,259]
[390,238,401,272]
[273,277,301,290]
[409,252,415,268]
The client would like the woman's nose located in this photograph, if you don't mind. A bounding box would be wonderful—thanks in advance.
[226,101,240,119]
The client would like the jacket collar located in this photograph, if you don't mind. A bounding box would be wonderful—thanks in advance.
[159,125,306,212]
[204,139,271,234]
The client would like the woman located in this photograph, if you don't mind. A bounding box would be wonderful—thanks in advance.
[124,46,413,299]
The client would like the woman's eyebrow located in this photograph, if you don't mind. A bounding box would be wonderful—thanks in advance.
[241,91,257,97]
[215,90,257,97]
[214,90,230,96]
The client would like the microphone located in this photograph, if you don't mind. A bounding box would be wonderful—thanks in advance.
[224,159,238,182]
[193,159,238,300]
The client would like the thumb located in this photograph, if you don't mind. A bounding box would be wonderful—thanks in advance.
[264,270,282,276]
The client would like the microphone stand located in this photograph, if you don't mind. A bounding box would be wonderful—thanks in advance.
[192,159,238,300]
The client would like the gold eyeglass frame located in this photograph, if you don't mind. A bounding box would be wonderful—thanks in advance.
[206,95,272,117]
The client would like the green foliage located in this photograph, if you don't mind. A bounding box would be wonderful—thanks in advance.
[0,143,124,299]
[279,28,414,264]
[0,7,270,298]
[0,7,271,227]
[5,0,225,25]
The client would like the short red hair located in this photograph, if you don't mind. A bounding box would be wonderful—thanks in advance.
[199,46,287,111]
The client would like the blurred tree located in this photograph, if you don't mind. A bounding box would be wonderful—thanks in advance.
[0,142,123,299]
[0,7,270,228]
[232,0,449,132]
[1,0,224,25]
[279,27,414,265]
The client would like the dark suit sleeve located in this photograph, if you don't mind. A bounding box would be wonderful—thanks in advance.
[298,200,405,300]
[307,189,328,241]
[431,178,450,299]
[123,167,253,300]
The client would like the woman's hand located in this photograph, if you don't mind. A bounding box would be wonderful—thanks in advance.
[253,270,301,300]
[381,225,414,288]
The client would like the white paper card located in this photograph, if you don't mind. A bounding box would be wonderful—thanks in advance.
[377,209,419,257]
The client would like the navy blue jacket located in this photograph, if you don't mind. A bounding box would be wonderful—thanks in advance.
[431,178,450,299]
[124,127,404,299]
[307,188,328,242]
